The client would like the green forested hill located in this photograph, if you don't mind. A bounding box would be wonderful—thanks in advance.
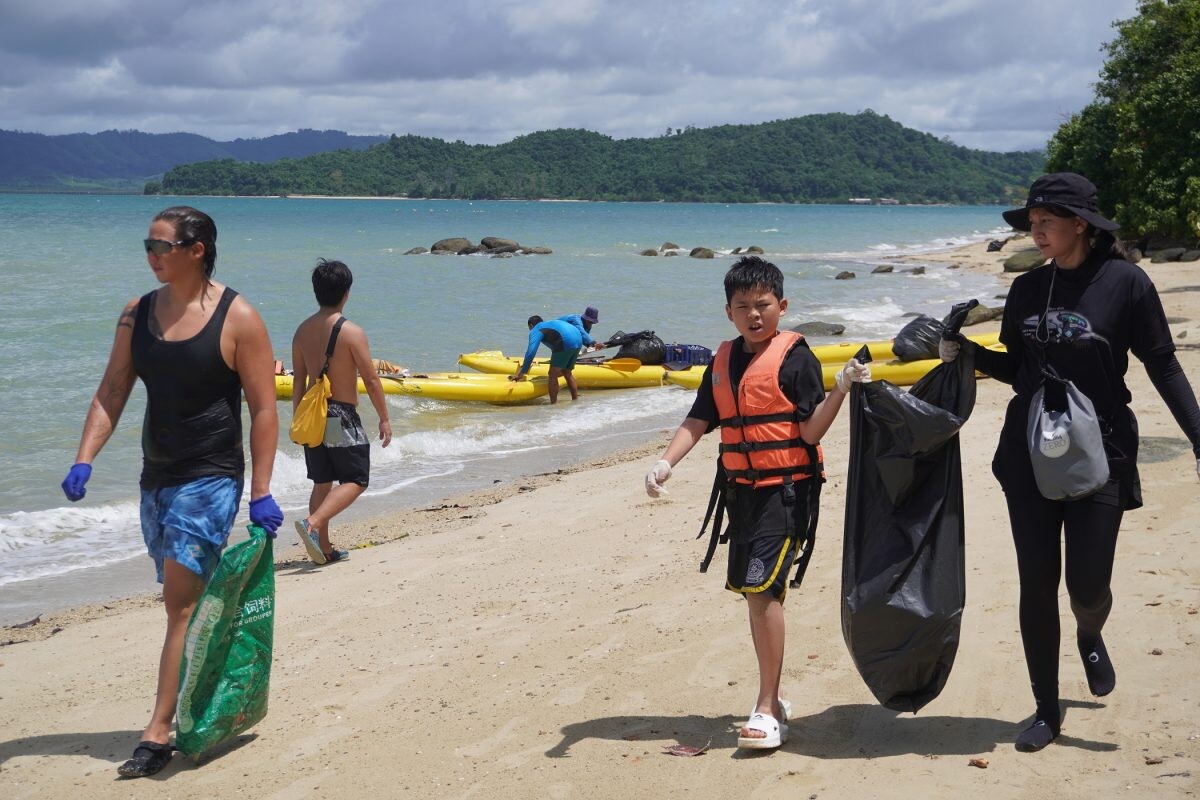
[0,128,388,192]
[151,112,1044,204]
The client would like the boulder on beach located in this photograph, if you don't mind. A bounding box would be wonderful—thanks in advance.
[905,266,926,275]
[731,247,742,255]
[640,249,658,256]
[690,247,715,259]
[1151,247,1187,263]
[871,265,894,274]
[835,271,856,280]
[745,246,764,254]
[791,321,845,337]
[431,237,473,254]
[481,237,519,250]
[963,304,1004,326]
[664,251,679,257]
[404,247,428,255]
[1004,248,1047,272]
[487,244,521,254]
[661,242,680,251]
[1180,250,1200,263]
[519,246,553,255]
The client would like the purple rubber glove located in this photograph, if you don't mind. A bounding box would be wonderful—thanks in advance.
[248,493,283,537]
[61,463,92,502]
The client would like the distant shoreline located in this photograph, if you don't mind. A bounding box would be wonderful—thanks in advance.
[1,188,1009,207]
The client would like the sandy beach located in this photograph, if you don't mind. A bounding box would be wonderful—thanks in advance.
[3,240,1198,799]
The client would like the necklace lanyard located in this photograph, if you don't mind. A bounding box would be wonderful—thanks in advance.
[1035,264,1057,349]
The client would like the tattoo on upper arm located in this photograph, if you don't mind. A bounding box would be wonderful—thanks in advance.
[116,307,136,331]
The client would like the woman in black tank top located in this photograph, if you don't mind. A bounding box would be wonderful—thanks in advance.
[61,206,282,777]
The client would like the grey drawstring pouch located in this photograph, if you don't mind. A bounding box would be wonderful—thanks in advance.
[1026,265,1109,500]
[1027,369,1109,500]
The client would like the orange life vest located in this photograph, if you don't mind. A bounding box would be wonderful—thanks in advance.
[711,331,824,486]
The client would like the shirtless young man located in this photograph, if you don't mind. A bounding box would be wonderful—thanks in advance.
[291,258,392,564]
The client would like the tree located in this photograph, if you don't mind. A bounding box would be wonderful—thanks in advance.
[1047,0,1200,239]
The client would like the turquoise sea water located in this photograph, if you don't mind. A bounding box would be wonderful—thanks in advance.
[0,194,1010,623]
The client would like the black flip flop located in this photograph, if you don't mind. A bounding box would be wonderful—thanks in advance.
[117,740,174,778]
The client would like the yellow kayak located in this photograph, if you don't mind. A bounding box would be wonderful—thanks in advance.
[457,350,667,388]
[665,344,1006,391]
[381,372,561,404]
[806,331,1000,363]
[275,372,560,404]
[276,374,404,400]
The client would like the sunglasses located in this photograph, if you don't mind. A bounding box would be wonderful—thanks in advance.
[143,238,195,255]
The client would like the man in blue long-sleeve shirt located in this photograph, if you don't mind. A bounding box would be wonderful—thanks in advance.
[512,307,600,403]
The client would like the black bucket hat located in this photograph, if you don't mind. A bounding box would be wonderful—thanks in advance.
[1002,172,1119,232]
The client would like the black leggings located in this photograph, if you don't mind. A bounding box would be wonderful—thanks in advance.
[1005,491,1123,706]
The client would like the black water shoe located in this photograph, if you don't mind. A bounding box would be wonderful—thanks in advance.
[1015,719,1060,752]
[1015,702,1061,753]
[117,740,174,778]
[1078,634,1116,697]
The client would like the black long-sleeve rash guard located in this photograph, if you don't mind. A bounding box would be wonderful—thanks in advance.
[969,253,1200,460]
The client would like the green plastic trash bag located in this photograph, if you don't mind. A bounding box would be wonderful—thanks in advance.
[176,524,275,758]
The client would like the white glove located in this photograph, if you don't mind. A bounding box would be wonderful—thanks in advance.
[834,358,871,393]
[645,459,672,498]
[939,337,961,363]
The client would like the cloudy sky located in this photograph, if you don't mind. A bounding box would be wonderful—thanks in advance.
[0,0,1139,152]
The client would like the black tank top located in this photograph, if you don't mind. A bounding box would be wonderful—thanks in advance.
[131,287,244,489]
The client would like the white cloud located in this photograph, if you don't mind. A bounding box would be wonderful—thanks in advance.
[0,0,1141,151]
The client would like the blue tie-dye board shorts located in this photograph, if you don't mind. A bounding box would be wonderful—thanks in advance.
[139,475,243,583]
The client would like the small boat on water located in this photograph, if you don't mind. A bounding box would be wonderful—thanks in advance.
[385,372,562,404]
[275,371,562,404]
[457,350,668,388]
[275,374,403,400]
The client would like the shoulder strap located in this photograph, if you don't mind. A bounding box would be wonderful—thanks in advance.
[134,291,154,329]
[318,317,347,379]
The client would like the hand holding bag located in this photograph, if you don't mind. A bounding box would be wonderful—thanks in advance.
[288,317,345,447]
[1026,268,1109,500]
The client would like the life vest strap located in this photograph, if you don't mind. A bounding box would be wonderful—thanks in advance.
[697,465,729,574]
[719,411,800,429]
[789,468,822,588]
[723,463,821,482]
[719,437,809,454]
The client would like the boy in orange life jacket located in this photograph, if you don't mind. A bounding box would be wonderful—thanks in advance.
[644,255,870,750]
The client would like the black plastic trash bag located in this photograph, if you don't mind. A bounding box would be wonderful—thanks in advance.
[606,330,666,364]
[840,301,978,712]
[891,315,945,362]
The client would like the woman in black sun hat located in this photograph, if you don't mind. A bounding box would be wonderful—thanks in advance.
[940,172,1200,751]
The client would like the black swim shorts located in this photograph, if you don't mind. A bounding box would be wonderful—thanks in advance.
[303,400,371,487]
[726,534,801,601]
[723,481,817,601]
